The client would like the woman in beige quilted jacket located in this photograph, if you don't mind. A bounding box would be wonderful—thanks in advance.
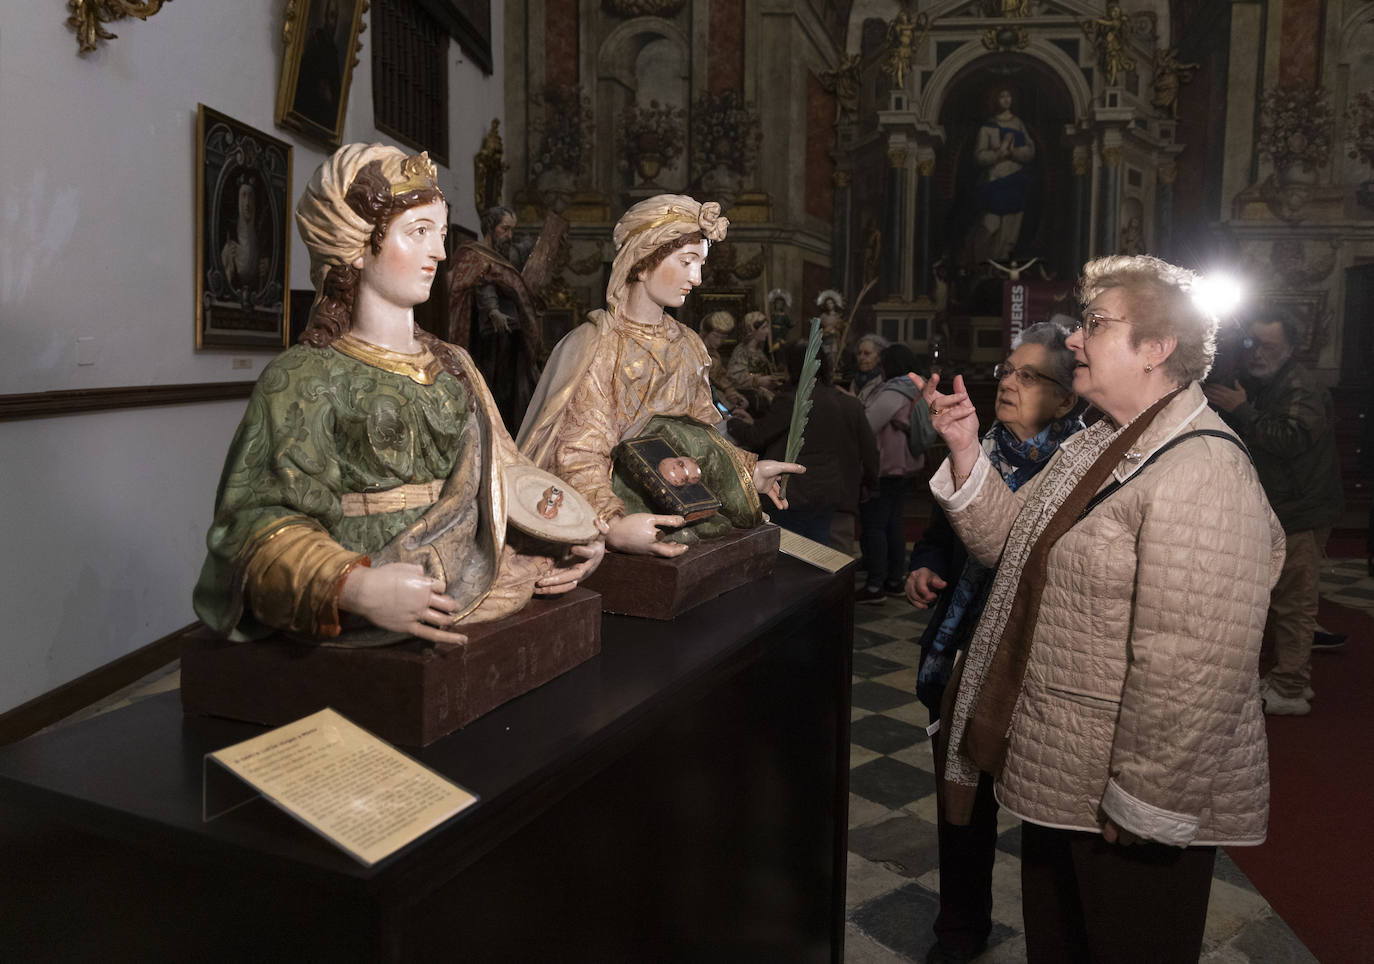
[914,255,1284,963]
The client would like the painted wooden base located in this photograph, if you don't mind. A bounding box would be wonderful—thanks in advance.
[582,524,780,619]
[180,588,601,746]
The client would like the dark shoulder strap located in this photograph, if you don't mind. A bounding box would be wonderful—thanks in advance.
[1076,429,1250,523]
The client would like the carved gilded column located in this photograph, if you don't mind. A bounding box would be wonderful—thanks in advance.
[1098,144,1122,258]
[1071,145,1091,272]
[1155,161,1177,261]
[832,169,852,291]
[914,156,935,298]
[883,147,909,298]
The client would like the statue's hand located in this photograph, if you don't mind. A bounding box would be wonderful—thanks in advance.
[489,309,512,333]
[606,512,689,557]
[535,521,609,594]
[754,460,805,510]
[339,562,468,645]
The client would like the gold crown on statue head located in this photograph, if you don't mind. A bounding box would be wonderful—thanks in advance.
[390,152,440,196]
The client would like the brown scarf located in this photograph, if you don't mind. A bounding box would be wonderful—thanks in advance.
[960,388,1183,775]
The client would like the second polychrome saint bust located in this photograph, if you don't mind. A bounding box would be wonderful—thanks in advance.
[517,193,804,557]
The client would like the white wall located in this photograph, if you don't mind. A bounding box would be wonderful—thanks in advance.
[0,3,503,713]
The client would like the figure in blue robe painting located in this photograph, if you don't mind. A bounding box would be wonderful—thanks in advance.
[968,87,1036,264]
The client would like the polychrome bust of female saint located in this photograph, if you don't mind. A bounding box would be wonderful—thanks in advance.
[194,143,603,645]
[517,193,802,557]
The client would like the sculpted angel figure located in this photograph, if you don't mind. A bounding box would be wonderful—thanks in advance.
[1151,48,1198,118]
[819,53,862,124]
[194,143,603,646]
[517,194,803,557]
[883,10,919,90]
[1087,4,1135,85]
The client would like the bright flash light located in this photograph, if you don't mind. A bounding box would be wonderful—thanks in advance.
[1191,273,1246,318]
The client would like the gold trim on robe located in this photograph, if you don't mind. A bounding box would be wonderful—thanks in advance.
[332,332,444,384]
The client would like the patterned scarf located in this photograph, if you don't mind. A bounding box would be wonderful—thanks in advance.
[917,416,1083,707]
[938,390,1182,825]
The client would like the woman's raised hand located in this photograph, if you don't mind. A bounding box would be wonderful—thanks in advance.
[909,372,979,453]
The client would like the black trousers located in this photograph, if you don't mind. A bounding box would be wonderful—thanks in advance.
[932,770,1000,955]
[1019,821,1216,964]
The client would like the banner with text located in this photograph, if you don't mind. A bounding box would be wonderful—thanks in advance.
[1003,280,1076,350]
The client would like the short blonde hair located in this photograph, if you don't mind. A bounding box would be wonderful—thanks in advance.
[743,310,768,333]
[1078,255,1217,384]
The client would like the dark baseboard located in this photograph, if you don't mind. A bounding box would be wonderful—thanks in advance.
[0,623,198,746]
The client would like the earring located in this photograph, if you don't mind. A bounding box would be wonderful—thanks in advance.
[1144,363,1154,373]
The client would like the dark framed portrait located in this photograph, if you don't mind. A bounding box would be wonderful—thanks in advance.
[275,0,368,148]
[195,105,293,350]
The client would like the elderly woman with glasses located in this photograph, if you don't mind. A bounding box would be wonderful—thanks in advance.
[916,255,1283,962]
[904,321,1082,963]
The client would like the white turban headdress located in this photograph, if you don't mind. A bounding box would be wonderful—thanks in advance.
[295,142,441,298]
[605,194,729,313]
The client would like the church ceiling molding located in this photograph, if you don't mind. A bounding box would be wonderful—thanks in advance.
[918,0,1154,26]
[843,1,1171,55]
[916,37,1093,125]
[602,0,686,17]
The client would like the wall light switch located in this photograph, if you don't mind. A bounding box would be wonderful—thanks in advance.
[231,358,252,370]
[76,336,98,366]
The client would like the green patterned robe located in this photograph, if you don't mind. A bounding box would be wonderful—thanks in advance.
[193,344,477,640]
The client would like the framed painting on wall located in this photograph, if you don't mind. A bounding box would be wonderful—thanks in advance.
[195,105,293,351]
[275,0,369,148]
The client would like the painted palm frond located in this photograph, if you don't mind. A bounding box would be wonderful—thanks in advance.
[778,318,822,502]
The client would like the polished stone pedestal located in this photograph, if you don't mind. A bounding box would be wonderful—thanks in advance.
[0,556,852,963]
[180,588,601,747]
[582,523,780,618]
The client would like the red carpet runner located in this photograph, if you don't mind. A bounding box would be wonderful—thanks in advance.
[1227,597,1374,963]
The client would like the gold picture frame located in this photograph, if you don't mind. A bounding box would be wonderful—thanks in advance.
[275,0,369,149]
[195,105,293,351]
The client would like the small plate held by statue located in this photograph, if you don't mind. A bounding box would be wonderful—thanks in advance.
[504,464,601,544]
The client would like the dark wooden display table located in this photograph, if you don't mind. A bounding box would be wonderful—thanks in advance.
[0,556,854,963]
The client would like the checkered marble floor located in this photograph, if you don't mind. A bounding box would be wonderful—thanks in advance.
[842,581,1320,964]
[1317,555,1374,618]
